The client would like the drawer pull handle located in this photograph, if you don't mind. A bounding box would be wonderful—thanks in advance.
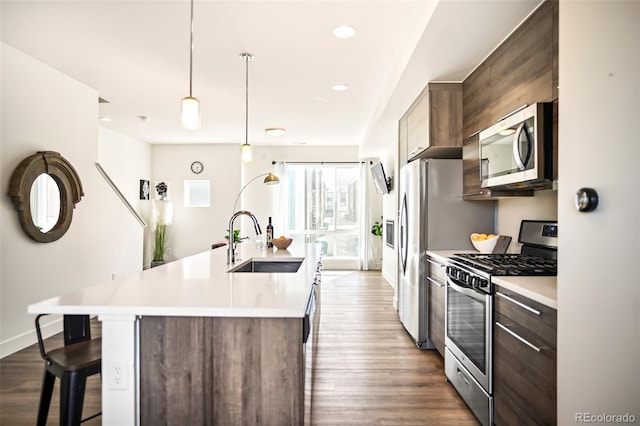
[464,191,486,196]
[426,276,444,288]
[457,369,471,388]
[427,258,446,268]
[496,292,541,316]
[496,321,542,352]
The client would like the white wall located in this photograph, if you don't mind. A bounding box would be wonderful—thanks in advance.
[379,143,398,300]
[0,44,145,357]
[98,127,152,266]
[557,1,639,422]
[150,144,241,263]
[149,144,360,267]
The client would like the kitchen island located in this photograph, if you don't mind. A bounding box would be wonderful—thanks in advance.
[28,242,322,426]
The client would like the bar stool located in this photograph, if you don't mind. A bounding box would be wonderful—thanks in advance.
[35,314,102,425]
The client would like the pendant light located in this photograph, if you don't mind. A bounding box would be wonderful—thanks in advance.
[240,52,254,162]
[181,0,200,130]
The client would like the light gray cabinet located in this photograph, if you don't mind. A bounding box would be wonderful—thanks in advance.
[399,83,463,166]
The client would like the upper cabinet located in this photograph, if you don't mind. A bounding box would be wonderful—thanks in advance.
[462,0,558,200]
[463,0,558,139]
[399,82,463,165]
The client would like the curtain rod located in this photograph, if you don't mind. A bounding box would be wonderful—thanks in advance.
[271,161,371,165]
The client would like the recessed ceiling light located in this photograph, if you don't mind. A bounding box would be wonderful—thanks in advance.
[332,25,357,39]
[331,84,349,91]
[99,116,112,122]
[265,128,286,136]
[292,141,307,145]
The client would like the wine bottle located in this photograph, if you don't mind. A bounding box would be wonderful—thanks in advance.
[266,217,274,248]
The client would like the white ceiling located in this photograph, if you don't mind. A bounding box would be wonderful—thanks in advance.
[1,0,541,158]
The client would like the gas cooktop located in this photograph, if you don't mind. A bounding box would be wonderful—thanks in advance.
[451,253,557,276]
[451,220,558,277]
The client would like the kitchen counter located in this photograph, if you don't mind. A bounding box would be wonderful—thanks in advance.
[28,242,322,425]
[426,249,557,309]
[28,241,320,318]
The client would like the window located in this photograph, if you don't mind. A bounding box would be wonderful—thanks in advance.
[285,164,360,260]
[184,180,210,207]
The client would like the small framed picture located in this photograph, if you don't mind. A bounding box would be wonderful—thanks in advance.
[140,179,150,200]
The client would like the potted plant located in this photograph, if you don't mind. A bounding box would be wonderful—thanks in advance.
[225,229,248,244]
[371,221,383,237]
[151,182,173,268]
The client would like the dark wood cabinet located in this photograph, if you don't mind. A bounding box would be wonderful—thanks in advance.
[426,256,446,357]
[461,0,558,199]
[463,0,558,138]
[399,83,463,166]
[493,286,557,425]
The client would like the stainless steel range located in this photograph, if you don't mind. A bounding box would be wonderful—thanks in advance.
[444,220,557,426]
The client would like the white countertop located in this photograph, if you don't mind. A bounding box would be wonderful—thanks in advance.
[28,242,321,318]
[426,249,557,309]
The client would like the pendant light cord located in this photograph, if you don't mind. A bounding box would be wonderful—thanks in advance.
[245,55,249,146]
[188,0,194,97]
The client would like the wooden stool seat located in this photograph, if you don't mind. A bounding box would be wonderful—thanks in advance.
[46,339,102,372]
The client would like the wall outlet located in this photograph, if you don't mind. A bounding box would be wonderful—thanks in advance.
[109,360,128,390]
[164,247,172,256]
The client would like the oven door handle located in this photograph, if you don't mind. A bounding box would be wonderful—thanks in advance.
[446,276,486,303]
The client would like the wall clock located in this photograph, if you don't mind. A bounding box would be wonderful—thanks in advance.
[190,161,204,174]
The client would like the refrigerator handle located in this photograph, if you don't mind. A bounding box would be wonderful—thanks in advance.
[400,194,408,273]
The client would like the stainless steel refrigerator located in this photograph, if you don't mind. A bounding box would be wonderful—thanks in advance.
[398,159,494,348]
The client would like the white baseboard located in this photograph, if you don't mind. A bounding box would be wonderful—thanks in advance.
[0,317,63,359]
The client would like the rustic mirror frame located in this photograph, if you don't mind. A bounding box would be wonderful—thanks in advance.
[8,151,84,243]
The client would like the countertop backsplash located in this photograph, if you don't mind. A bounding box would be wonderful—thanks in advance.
[495,189,558,253]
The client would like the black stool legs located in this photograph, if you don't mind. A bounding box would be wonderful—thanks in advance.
[37,370,87,426]
[36,370,55,425]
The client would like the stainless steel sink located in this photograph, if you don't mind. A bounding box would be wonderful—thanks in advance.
[228,259,303,273]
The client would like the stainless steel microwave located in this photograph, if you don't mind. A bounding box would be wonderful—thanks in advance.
[479,103,553,190]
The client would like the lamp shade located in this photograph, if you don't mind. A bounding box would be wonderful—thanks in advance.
[241,143,253,162]
[263,173,279,185]
[181,96,200,130]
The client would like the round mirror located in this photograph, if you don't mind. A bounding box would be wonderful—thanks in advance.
[8,151,83,243]
[29,173,61,233]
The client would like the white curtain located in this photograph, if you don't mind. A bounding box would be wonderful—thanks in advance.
[359,161,374,270]
[273,161,288,239]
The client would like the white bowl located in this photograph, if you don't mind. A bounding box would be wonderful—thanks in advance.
[470,234,498,253]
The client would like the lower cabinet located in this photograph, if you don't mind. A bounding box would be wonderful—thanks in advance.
[493,286,557,425]
[427,257,446,357]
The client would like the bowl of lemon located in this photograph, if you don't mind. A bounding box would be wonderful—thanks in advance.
[470,233,498,253]
[272,236,293,250]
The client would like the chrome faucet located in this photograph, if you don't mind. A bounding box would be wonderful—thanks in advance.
[228,210,262,264]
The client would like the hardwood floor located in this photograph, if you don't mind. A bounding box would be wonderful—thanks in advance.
[311,271,477,425]
[0,270,477,425]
